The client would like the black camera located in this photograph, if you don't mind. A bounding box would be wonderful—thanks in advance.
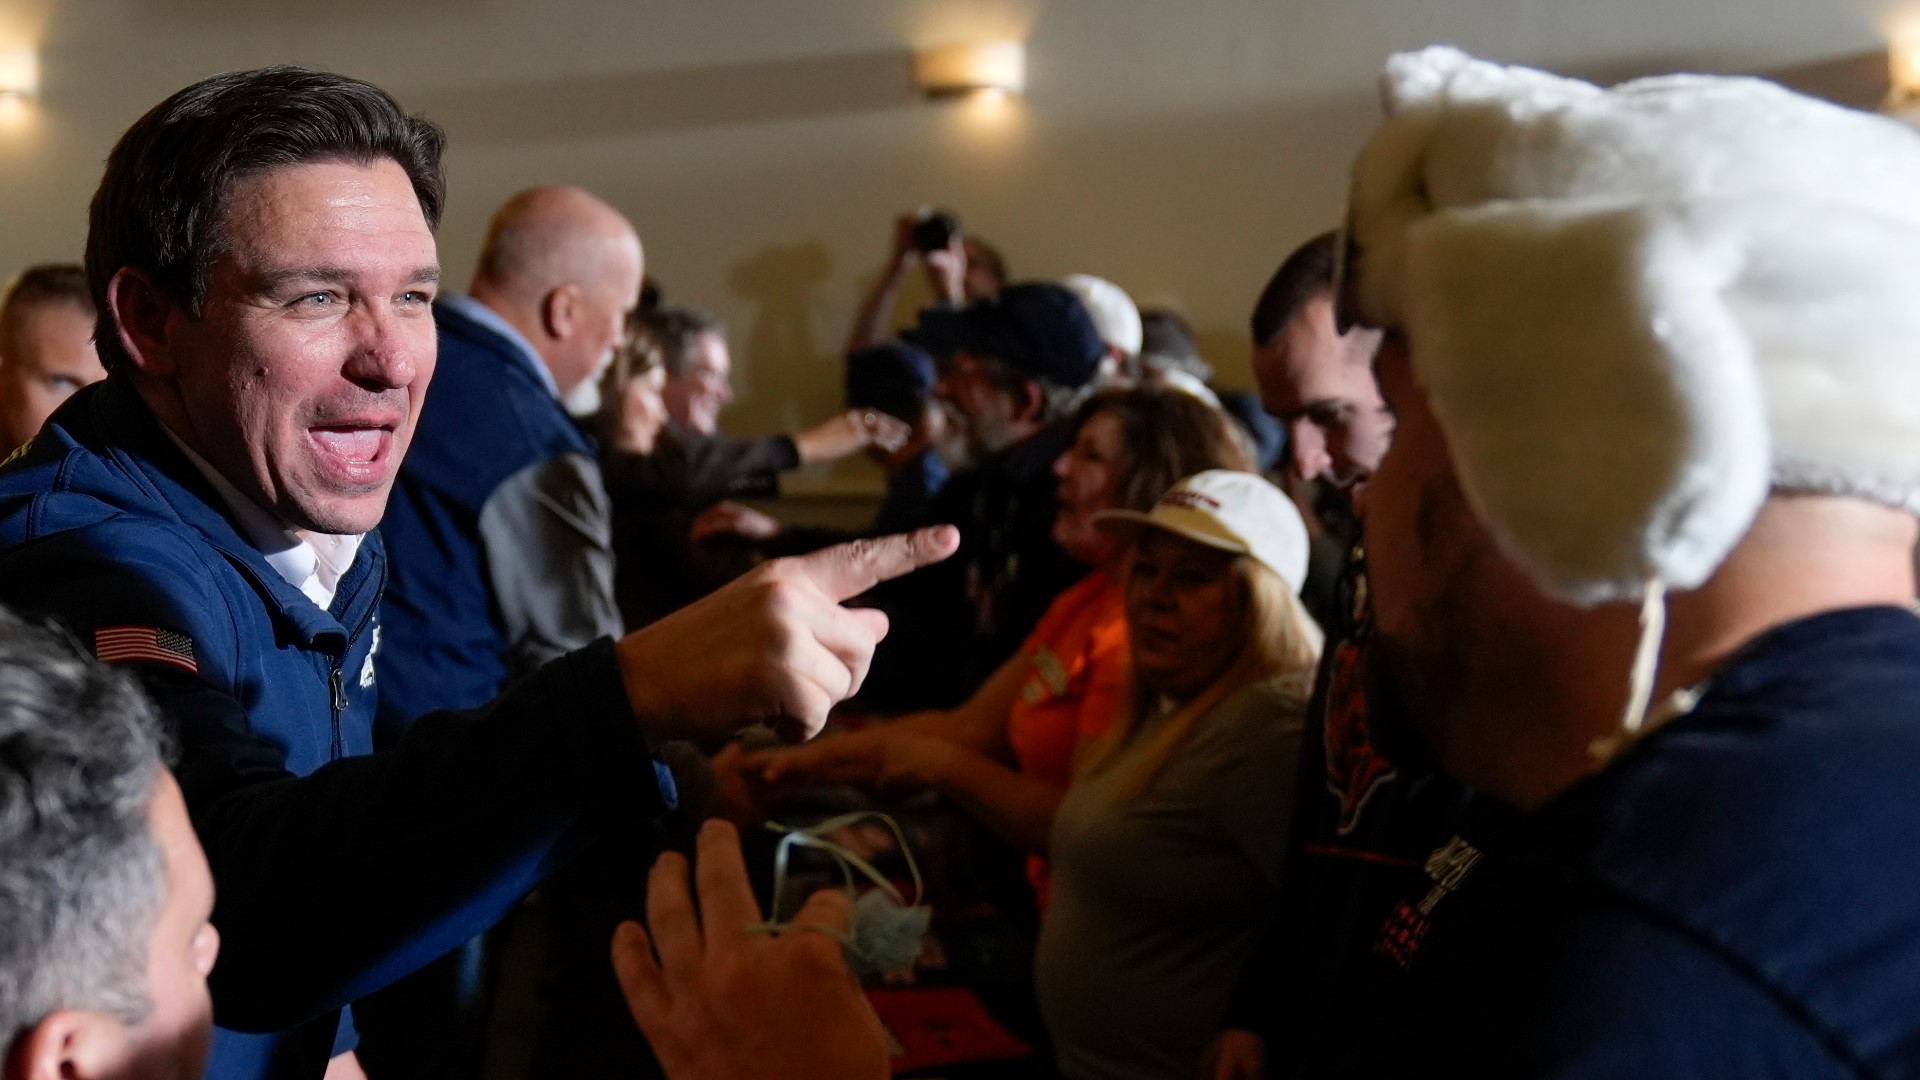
[910,210,960,254]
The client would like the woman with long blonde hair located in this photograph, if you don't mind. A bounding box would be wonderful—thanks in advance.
[1037,469,1322,1080]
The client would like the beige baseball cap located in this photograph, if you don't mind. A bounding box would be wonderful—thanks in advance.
[1094,470,1310,594]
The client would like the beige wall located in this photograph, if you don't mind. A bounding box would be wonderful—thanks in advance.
[0,0,1893,491]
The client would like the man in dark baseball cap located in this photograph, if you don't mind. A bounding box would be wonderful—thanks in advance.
[918,282,1104,440]
[864,283,1103,709]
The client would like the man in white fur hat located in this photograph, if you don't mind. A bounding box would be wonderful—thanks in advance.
[1299,45,1920,1076]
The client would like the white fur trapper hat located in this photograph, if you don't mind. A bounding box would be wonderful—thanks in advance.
[1344,46,1920,606]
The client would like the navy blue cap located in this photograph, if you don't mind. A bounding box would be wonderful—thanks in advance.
[914,282,1104,389]
[845,341,936,422]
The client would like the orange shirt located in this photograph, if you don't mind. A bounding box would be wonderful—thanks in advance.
[1004,572,1128,906]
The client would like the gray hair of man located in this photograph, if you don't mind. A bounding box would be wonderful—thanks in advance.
[970,352,1096,425]
[637,306,728,378]
[0,609,170,1055]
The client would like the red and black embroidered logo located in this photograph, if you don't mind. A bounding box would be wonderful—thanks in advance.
[1373,835,1482,971]
[1323,639,1397,836]
[1162,490,1222,511]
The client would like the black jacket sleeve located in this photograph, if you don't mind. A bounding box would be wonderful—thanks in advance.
[188,640,663,1030]
[0,537,669,1032]
[600,430,800,513]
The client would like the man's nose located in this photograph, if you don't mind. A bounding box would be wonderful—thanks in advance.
[344,306,421,388]
[1289,421,1331,483]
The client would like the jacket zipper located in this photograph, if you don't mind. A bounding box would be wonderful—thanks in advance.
[329,665,346,758]
[326,558,384,761]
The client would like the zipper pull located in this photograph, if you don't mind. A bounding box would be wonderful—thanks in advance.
[330,667,347,712]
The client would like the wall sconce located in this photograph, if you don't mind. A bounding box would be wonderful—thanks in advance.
[1887,39,1920,115]
[913,41,1025,99]
[0,44,38,100]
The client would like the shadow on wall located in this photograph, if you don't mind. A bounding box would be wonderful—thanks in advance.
[729,243,836,426]
[410,50,918,144]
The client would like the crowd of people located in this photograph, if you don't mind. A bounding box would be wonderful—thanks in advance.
[0,41,1917,1080]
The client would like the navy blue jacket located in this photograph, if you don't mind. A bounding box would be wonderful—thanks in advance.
[1323,606,1920,1077]
[0,378,670,1080]
[376,299,621,735]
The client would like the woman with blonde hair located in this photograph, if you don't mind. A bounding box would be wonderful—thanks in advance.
[1037,469,1322,1080]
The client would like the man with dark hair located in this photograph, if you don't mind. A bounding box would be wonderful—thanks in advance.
[0,608,218,1080]
[0,65,955,1080]
[1249,231,1393,489]
[0,264,105,456]
[1210,229,1471,1080]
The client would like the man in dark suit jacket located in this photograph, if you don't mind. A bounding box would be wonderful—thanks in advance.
[378,186,641,733]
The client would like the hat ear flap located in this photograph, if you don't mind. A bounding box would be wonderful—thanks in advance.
[1401,202,1772,605]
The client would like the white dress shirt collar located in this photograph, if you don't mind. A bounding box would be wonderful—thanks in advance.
[160,426,364,611]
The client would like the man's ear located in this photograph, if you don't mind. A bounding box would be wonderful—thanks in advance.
[7,1009,128,1080]
[1011,378,1047,425]
[541,284,582,342]
[106,267,179,380]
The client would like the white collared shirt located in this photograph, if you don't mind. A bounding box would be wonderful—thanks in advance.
[161,427,364,611]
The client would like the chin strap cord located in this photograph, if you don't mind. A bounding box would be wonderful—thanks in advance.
[1621,576,1668,736]
[1590,575,1685,764]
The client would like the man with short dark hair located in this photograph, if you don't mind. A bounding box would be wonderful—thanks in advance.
[0,65,954,1080]
[0,264,105,456]
[1210,231,1472,1080]
[1249,231,1393,490]
[0,608,217,1080]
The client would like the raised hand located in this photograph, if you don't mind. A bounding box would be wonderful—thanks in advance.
[613,819,891,1080]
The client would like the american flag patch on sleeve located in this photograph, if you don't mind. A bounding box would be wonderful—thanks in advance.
[94,626,198,674]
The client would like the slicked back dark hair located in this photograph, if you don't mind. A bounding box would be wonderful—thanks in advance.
[85,66,447,374]
[1250,231,1338,347]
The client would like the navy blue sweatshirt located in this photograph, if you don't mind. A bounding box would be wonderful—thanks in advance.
[0,378,672,1080]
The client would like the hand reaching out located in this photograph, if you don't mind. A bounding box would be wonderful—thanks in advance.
[690,501,784,545]
[792,408,912,465]
[613,819,891,1080]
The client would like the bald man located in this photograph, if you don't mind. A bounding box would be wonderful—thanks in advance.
[377,186,642,734]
